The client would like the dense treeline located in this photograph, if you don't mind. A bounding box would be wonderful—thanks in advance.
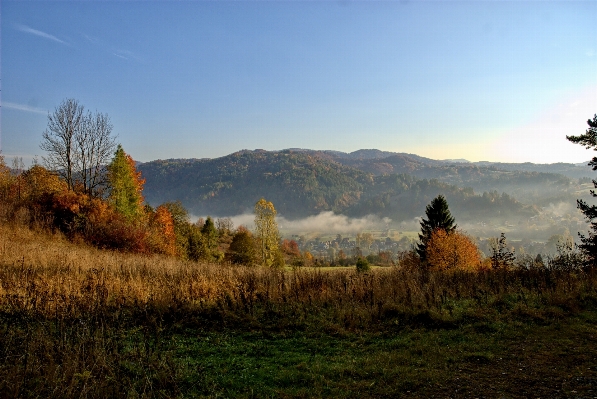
[0,151,314,267]
[298,149,591,207]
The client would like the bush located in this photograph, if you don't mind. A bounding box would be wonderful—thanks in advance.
[356,257,370,273]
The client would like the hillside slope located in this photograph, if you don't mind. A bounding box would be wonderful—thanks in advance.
[139,149,537,223]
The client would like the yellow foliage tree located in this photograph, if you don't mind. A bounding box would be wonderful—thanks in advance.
[0,155,13,202]
[303,251,314,266]
[425,229,481,272]
[22,165,68,201]
[254,198,281,267]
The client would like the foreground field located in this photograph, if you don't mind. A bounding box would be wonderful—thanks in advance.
[1,223,597,397]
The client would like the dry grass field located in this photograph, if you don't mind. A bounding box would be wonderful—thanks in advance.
[2,221,597,397]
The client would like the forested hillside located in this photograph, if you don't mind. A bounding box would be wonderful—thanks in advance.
[139,150,371,219]
[139,149,539,222]
[316,150,590,207]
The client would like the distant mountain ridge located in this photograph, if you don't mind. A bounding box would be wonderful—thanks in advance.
[136,148,592,224]
[281,148,591,178]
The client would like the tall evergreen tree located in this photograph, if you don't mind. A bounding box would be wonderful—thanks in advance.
[201,216,221,261]
[566,114,597,264]
[107,145,145,220]
[417,195,456,260]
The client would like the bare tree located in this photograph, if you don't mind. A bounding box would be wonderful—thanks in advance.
[40,99,116,195]
[74,111,116,195]
[41,99,84,190]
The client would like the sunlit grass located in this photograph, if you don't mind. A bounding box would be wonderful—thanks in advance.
[2,221,597,397]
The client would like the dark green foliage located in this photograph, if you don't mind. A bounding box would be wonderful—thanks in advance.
[185,224,205,261]
[273,247,286,268]
[417,195,456,260]
[200,217,221,262]
[366,253,381,265]
[139,150,368,219]
[201,217,217,248]
[226,228,256,265]
[355,257,370,273]
[566,114,597,264]
[332,150,590,207]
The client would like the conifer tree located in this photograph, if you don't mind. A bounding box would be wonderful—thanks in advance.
[417,195,456,260]
[107,145,145,220]
[566,114,597,264]
[201,216,221,261]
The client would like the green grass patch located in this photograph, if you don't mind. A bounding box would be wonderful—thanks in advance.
[148,310,597,397]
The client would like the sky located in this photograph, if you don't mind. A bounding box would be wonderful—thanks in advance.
[2,1,597,165]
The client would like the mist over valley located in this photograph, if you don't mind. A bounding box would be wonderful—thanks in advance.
[138,148,589,254]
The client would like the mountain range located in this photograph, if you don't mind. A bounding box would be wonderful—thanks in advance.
[137,149,594,233]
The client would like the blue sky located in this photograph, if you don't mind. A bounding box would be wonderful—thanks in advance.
[2,1,596,165]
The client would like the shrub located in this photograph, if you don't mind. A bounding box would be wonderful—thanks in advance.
[356,257,370,273]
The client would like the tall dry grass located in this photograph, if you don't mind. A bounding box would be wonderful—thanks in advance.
[2,221,597,329]
[2,221,597,397]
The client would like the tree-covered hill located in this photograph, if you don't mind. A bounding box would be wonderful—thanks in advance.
[305,150,589,207]
[139,150,371,219]
[139,149,538,222]
[344,173,537,223]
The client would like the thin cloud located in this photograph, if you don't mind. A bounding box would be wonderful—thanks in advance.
[81,32,141,62]
[2,102,48,115]
[15,23,68,45]
[112,49,142,62]
[82,33,100,44]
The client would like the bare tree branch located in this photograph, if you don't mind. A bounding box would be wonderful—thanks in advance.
[40,99,117,196]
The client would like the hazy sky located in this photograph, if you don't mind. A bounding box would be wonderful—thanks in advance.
[2,1,597,165]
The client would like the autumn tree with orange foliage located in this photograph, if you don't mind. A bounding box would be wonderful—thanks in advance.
[425,229,481,272]
[148,205,177,256]
[281,239,300,257]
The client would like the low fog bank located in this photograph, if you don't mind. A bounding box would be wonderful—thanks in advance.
[191,200,586,243]
[197,211,393,235]
[278,212,392,235]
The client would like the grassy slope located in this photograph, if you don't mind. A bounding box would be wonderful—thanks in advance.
[2,223,597,398]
